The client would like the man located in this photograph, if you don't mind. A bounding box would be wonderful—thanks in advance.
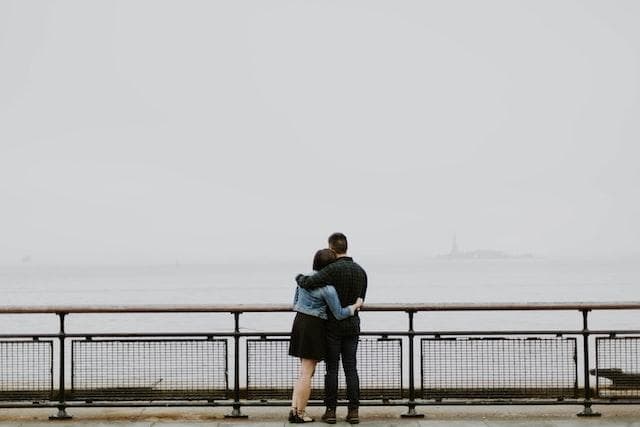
[295,233,368,424]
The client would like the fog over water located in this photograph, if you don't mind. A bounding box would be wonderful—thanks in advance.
[1,1,639,267]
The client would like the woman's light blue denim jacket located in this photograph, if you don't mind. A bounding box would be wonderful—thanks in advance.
[293,271,353,320]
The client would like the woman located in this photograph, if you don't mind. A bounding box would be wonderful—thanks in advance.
[288,248,363,423]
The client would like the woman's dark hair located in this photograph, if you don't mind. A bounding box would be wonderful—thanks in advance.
[313,248,336,271]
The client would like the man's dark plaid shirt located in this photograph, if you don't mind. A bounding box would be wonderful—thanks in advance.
[296,257,367,336]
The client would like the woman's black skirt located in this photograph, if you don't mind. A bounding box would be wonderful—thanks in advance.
[289,312,326,361]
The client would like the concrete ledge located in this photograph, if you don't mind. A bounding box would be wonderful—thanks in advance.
[0,406,639,426]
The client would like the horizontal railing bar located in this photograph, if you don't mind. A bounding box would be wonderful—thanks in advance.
[0,330,587,339]
[235,330,586,337]
[0,333,235,339]
[3,329,640,340]
[412,330,583,336]
[0,334,60,339]
[238,330,587,336]
[2,301,640,314]
[414,401,582,406]
[63,400,587,407]
[63,332,235,338]
[1,399,639,410]
[238,330,586,337]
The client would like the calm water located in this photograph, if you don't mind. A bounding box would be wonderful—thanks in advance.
[1,257,639,334]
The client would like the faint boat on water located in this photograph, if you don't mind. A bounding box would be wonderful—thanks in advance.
[437,235,534,260]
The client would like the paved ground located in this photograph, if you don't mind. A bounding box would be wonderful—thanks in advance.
[0,405,638,426]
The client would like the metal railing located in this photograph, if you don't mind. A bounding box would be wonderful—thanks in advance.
[1,302,640,419]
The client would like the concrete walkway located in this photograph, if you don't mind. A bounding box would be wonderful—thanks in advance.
[0,406,638,426]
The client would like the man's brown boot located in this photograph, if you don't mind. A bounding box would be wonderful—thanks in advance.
[321,408,336,424]
[346,407,359,424]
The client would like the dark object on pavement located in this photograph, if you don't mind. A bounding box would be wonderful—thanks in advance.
[591,368,640,388]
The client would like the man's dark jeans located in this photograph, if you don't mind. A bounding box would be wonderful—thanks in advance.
[324,331,359,409]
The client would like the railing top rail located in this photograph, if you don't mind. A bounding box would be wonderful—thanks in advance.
[1,301,640,314]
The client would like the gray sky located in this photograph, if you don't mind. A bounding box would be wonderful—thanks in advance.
[1,0,639,264]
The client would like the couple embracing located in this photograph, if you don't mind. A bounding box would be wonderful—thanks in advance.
[288,233,368,424]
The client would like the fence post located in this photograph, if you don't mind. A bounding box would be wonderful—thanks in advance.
[225,311,248,418]
[49,312,72,420]
[401,309,424,418]
[577,309,601,417]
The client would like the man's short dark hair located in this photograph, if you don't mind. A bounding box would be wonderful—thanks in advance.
[328,232,348,254]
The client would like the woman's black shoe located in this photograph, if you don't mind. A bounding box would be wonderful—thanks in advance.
[290,411,315,423]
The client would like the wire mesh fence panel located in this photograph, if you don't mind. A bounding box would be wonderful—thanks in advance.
[246,339,307,400]
[0,340,53,400]
[356,338,402,399]
[71,339,228,400]
[595,336,640,399]
[421,337,577,399]
[246,338,402,400]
